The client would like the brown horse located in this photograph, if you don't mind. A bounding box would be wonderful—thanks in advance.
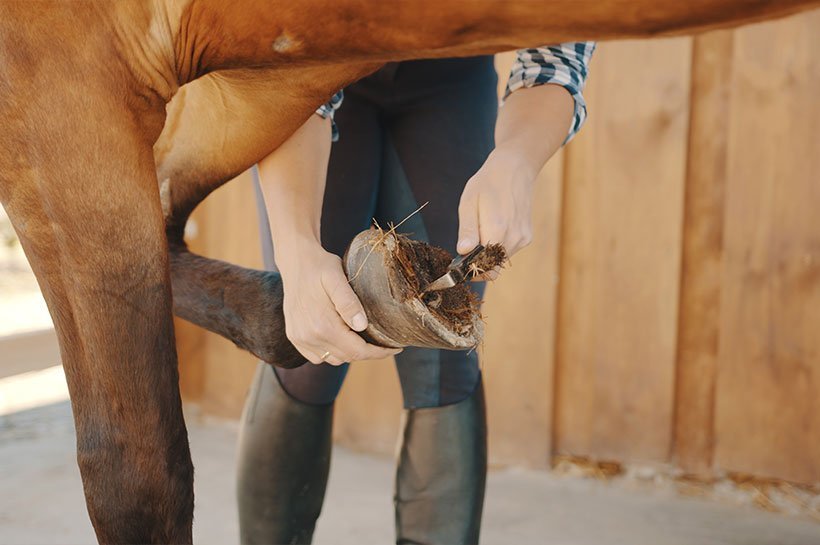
[0,1,815,543]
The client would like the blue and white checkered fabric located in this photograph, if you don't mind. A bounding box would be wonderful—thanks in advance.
[505,42,596,144]
[315,90,345,141]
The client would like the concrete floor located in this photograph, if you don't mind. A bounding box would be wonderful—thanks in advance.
[1,387,820,545]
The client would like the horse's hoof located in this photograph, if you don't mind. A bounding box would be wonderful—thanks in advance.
[343,229,504,351]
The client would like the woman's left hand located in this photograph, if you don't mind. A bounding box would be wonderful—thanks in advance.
[456,148,538,279]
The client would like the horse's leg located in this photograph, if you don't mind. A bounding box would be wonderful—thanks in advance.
[0,91,192,545]
[2,146,193,544]
[156,64,378,368]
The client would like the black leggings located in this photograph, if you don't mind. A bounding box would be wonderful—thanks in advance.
[258,57,498,409]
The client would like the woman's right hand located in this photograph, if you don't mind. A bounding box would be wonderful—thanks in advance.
[276,243,402,366]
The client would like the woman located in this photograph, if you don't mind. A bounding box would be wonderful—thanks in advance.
[238,44,595,545]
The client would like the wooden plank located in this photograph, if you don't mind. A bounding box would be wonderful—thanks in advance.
[672,30,734,475]
[174,317,207,403]
[714,11,820,483]
[554,38,692,462]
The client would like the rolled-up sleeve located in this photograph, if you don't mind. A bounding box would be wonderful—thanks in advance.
[505,42,596,144]
[315,90,344,141]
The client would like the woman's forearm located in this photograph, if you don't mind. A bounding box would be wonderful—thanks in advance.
[493,83,575,177]
[257,114,333,270]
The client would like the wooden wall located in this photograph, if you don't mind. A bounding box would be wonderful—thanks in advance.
[176,11,820,486]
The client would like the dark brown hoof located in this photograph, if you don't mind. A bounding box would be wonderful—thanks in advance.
[343,229,485,350]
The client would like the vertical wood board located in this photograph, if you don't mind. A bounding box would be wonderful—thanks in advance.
[554,38,692,461]
[714,12,820,483]
[673,29,734,474]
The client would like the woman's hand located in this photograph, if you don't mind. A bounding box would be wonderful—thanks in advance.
[457,148,537,275]
[276,243,402,366]
[457,83,576,279]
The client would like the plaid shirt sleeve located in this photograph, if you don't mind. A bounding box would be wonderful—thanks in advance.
[315,90,344,142]
[505,42,596,144]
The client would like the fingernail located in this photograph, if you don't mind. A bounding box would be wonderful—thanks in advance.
[457,238,476,253]
[352,312,367,331]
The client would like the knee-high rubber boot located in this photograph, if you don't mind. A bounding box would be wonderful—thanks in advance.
[394,380,487,545]
[237,364,333,545]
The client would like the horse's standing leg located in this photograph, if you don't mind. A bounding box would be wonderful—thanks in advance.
[0,87,192,545]
[1,144,193,543]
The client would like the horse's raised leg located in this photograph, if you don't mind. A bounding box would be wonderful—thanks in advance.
[0,79,193,545]
[155,65,378,368]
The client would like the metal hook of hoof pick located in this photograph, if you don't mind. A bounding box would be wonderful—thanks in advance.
[422,244,485,293]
